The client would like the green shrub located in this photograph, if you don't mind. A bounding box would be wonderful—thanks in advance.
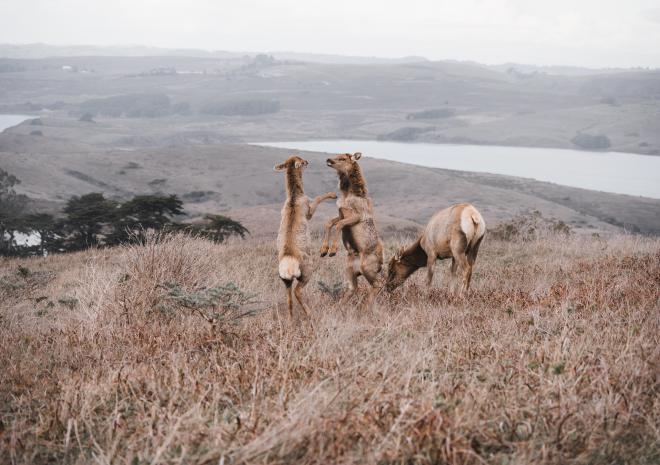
[155,282,260,327]
[406,108,455,120]
[200,99,280,116]
[571,132,611,150]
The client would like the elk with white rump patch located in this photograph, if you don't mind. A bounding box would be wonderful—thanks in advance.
[274,155,336,319]
[385,203,486,294]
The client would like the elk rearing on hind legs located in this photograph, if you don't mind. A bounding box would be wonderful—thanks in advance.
[274,155,336,320]
[321,152,384,309]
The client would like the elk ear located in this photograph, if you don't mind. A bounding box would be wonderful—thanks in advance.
[273,163,287,172]
[353,152,362,161]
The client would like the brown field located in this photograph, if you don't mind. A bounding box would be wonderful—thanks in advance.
[1,229,659,464]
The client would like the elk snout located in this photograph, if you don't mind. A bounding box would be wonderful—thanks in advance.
[326,158,335,167]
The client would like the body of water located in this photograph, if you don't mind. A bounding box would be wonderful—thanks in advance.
[0,114,32,132]
[254,140,660,199]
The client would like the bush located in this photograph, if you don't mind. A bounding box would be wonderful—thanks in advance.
[79,93,172,118]
[114,232,259,332]
[490,211,571,241]
[406,108,455,120]
[182,214,250,243]
[0,62,26,73]
[200,99,280,116]
[317,280,343,299]
[571,132,611,150]
[79,112,95,122]
[377,126,434,142]
[182,190,217,203]
[156,281,260,328]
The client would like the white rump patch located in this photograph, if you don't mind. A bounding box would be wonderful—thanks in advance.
[278,256,301,280]
[460,206,485,245]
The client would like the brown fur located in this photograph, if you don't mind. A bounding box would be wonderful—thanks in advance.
[386,203,486,294]
[321,153,384,309]
[275,155,336,320]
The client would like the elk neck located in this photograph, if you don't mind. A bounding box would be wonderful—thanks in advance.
[400,237,428,270]
[285,167,305,204]
[338,163,368,197]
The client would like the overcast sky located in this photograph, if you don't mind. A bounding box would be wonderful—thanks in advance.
[1,0,659,68]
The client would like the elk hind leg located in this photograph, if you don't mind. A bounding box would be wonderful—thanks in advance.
[360,253,383,311]
[465,236,483,290]
[450,234,471,295]
[294,266,313,319]
[426,253,437,287]
[339,254,360,306]
[282,278,294,318]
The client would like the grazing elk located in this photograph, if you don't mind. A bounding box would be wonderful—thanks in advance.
[275,155,337,319]
[321,152,384,308]
[385,203,486,294]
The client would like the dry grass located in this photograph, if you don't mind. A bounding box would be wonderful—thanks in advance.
[0,231,658,465]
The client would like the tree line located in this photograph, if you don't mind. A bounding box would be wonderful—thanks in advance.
[0,169,248,257]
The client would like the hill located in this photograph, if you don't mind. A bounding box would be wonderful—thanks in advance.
[2,117,660,235]
[1,230,658,464]
[1,53,659,154]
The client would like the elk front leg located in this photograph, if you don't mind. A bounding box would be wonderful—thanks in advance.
[328,211,360,256]
[306,192,337,220]
[320,215,342,257]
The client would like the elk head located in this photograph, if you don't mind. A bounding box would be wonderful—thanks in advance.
[325,152,361,175]
[385,246,408,292]
[274,155,309,172]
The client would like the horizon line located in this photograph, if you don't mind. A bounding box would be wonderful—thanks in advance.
[1,42,657,72]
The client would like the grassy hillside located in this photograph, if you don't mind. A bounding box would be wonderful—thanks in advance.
[1,230,658,464]
[3,118,660,235]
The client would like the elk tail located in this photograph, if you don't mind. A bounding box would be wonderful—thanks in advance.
[460,207,486,248]
[471,212,486,244]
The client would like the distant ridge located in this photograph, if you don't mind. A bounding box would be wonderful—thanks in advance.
[0,43,239,59]
[3,43,654,73]
[0,43,427,65]
[488,62,649,76]
[268,51,428,65]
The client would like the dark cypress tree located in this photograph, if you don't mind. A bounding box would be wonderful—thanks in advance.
[62,193,117,249]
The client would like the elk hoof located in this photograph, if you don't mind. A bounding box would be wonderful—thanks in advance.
[329,251,336,257]
[320,251,328,257]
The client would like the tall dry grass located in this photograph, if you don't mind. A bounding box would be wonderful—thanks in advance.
[0,231,658,464]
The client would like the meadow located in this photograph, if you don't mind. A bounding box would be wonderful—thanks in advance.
[0,228,658,464]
